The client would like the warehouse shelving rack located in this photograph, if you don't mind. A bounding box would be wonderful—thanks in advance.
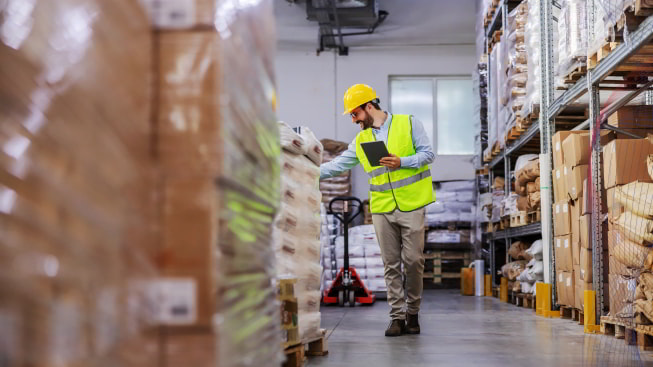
[481,0,653,327]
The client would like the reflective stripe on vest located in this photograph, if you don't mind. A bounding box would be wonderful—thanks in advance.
[355,114,434,213]
[369,170,431,192]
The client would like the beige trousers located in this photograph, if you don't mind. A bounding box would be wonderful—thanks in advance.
[372,208,425,320]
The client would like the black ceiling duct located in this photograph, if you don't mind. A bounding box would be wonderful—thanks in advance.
[306,0,388,56]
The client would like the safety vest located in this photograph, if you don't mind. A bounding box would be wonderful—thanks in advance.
[355,114,434,213]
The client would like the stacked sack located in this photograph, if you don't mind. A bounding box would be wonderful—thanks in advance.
[322,225,387,293]
[515,240,545,295]
[603,136,653,318]
[426,180,475,244]
[502,261,529,293]
[635,273,653,324]
[490,177,506,224]
[320,139,352,210]
[276,122,324,342]
[514,155,541,212]
[500,2,529,135]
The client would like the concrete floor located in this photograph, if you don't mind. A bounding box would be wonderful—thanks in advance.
[308,289,653,367]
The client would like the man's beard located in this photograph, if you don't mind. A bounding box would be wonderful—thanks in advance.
[357,113,374,130]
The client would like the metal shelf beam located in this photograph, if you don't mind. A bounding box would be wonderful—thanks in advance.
[490,222,542,240]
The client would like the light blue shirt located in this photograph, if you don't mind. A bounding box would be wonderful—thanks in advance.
[320,113,435,179]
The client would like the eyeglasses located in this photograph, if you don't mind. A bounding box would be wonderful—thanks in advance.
[350,104,366,119]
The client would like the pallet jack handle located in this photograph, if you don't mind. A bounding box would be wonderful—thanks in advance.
[327,197,362,283]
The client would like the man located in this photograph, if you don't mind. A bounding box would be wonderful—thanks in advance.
[320,84,435,337]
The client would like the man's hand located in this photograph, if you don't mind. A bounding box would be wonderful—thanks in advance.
[380,153,401,169]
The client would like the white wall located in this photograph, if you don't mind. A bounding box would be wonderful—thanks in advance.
[275,44,477,200]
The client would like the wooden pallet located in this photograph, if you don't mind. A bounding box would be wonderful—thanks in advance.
[492,287,499,298]
[635,0,653,16]
[601,316,638,346]
[486,222,498,233]
[476,166,490,176]
[283,331,329,367]
[515,293,535,309]
[504,124,526,143]
[559,305,585,325]
[284,344,305,367]
[588,41,619,70]
[510,211,528,227]
[499,215,511,230]
[527,210,541,223]
[636,324,653,351]
[562,64,587,85]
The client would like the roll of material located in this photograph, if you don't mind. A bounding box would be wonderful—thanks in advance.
[471,260,485,297]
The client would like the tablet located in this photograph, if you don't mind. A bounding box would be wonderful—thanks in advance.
[360,141,390,167]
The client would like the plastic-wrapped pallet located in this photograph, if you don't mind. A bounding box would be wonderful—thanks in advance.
[488,42,502,152]
[274,123,324,343]
[502,3,529,125]
[556,0,588,86]
[0,2,164,365]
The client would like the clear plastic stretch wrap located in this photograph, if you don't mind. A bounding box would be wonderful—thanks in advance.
[556,0,588,84]
[522,0,543,118]
[274,127,323,343]
[488,42,502,150]
[502,3,529,122]
[0,1,162,365]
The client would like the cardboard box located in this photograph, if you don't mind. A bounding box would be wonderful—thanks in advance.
[553,168,568,203]
[164,331,217,367]
[157,32,222,176]
[554,200,572,236]
[553,131,587,168]
[566,165,588,201]
[159,177,218,328]
[562,133,591,167]
[608,106,653,139]
[580,247,592,282]
[603,139,653,189]
[556,271,575,307]
[580,214,590,249]
[555,235,573,272]
[571,201,581,264]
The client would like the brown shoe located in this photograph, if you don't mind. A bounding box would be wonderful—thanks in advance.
[384,319,405,337]
[406,313,420,334]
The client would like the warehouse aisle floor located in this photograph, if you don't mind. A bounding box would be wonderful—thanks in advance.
[307,289,653,367]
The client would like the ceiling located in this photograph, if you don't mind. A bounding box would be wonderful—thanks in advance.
[275,0,477,49]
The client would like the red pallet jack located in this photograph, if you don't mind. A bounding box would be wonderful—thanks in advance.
[323,197,375,306]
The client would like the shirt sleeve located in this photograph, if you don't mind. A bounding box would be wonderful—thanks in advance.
[399,116,435,169]
[319,138,360,179]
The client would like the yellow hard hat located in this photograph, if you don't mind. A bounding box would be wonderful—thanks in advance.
[342,84,378,115]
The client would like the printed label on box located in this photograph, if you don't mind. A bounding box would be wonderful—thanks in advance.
[556,205,560,214]
[141,0,196,29]
[565,239,569,248]
[581,269,585,278]
[148,278,197,325]
[567,277,572,287]
[556,142,561,151]
[563,204,568,213]
[559,273,563,282]
[564,166,568,175]
[557,170,561,179]
[557,239,561,248]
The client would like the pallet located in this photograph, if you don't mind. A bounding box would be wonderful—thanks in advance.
[476,166,489,176]
[588,41,619,70]
[306,333,329,357]
[515,293,535,309]
[492,287,499,298]
[562,64,587,85]
[504,124,526,143]
[635,0,653,16]
[601,316,638,346]
[559,305,585,325]
[510,211,528,227]
[486,222,498,233]
[499,215,511,230]
[284,344,305,367]
[636,324,653,351]
[527,210,541,223]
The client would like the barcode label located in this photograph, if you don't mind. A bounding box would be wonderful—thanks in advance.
[564,239,569,248]
[141,0,196,29]
[148,278,197,325]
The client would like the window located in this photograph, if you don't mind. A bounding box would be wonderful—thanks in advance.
[389,76,474,155]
